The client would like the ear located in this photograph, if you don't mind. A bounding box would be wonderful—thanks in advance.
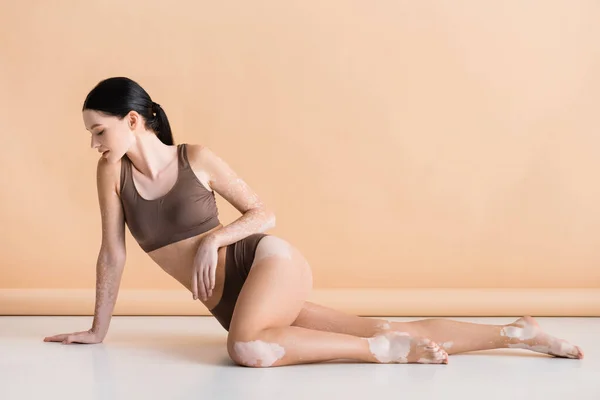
[126,111,141,130]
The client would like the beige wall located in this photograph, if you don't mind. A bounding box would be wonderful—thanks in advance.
[1,1,599,315]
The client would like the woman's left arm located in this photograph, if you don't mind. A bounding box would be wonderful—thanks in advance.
[188,144,276,300]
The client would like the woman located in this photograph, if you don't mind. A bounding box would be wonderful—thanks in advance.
[44,77,584,367]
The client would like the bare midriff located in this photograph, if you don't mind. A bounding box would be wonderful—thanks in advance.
[145,223,226,310]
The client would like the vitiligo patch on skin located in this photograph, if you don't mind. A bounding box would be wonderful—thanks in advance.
[222,178,263,208]
[233,340,286,367]
[200,146,276,247]
[508,340,579,358]
[500,318,582,358]
[500,324,537,340]
[366,332,448,364]
[440,341,454,350]
[254,236,294,262]
[508,343,552,353]
[376,321,392,331]
[366,332,411,363]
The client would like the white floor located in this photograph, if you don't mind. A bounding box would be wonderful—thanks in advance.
[0,316,598,400]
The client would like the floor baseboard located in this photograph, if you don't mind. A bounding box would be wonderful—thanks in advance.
[1,288,598,316]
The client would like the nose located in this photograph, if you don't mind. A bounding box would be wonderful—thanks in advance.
[90,135,100,149]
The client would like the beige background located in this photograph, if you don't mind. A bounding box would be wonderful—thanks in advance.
[1,1,599,315]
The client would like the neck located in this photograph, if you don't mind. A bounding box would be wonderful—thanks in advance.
[126,133,177,180]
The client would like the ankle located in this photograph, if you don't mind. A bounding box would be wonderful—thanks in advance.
[499,324,528,345]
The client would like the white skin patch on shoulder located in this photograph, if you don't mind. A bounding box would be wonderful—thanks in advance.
[233,340,286,367]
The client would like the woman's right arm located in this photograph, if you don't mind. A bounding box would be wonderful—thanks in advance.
[90,157,127,338]
[45,158,126,344]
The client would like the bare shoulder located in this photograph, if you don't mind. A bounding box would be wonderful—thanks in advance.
[184,143,271,215]
[184,143,215,192]
[96,157,127,259]
[184,143,208,161]
[96,156,123,194]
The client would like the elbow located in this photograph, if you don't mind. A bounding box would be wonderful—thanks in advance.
[259,209,276,230]
[98,248,126,267]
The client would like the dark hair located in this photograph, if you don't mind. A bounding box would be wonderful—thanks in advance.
[82,77,174,145]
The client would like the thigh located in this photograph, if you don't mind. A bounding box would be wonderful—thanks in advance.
[228,236,313,338]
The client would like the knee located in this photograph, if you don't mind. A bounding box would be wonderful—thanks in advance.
[227,332,286,368]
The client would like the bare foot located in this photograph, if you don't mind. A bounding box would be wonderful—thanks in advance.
[366,332,449,364]
[501,316,584,359]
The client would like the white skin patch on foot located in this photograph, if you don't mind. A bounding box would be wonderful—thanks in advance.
[509,340,577,357]
[233,340,286,367]
[508,343,551,353]
[502,317,583,359]
[366,332,411,363]
[500,324,537,340]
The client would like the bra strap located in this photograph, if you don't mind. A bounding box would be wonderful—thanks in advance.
[179,143,190,169]
[119,157,129,193]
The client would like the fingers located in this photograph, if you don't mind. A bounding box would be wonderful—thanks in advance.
[63,333,89,344]
[193,262,208,301]
[192,262,217,302]
[209,264,216,298]
[63,335,77,344]
[44,334,68,342]
[191,268,198,300]
[199,267,208,301]
[203,267,210,300]
[196,266,207,302]
[44,331,91,344]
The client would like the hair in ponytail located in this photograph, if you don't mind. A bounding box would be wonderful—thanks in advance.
[82,77,174,145]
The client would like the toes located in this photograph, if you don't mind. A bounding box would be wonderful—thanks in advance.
[549,342,584,359]
[430,347,448,363]
[560,341,584,359]
[415,340,448,364]
[437,351,448,364]
[572,345,584,359]
[425,349,448,364]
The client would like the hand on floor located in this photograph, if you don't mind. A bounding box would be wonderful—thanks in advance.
[43,329,103,345]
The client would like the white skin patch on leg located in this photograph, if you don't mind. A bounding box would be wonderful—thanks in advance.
[440,341,454,350]
[500,324,537,340]
[373,319,392,332]
[379,322,391,330]
[233,340,286,367]
[366,332,411,363]
[254,237,294,262]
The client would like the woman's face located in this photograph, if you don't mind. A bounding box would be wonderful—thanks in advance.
[82,109,136,162]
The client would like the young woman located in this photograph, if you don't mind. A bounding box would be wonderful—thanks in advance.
[44,77,584,367]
